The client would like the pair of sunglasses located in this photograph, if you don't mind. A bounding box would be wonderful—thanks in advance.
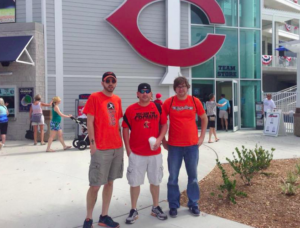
[105,78,116,84]
[139,89,151,94]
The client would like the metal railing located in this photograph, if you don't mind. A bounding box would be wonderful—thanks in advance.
[262,55,297,69]
[278,85,297,93]
[263,91,296,133]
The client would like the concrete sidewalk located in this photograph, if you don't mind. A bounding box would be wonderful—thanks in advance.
[0,131,299,228]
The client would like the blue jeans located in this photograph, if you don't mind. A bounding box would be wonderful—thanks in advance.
[167,145,199,209]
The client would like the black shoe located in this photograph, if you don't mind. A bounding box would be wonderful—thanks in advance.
[169,208,177,218]
[98,215,120,228]
[83,218,93,228]
[126,209,139,224]
[189,206,200,216]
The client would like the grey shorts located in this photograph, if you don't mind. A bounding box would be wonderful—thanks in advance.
[219,110,228,119]
[89,147,124,186]
[31,115,45,126]
[126,152,163,187]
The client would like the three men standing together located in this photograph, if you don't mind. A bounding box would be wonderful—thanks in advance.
[83,73,207,228]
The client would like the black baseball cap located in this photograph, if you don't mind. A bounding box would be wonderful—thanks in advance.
[138,83,151,92]
[102,72,117,81]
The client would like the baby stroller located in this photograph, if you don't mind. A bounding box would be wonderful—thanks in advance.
[70,116,90,150]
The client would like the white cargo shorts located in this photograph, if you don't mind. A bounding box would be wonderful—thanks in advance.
[126,152,163,187]
[219,110,228,119]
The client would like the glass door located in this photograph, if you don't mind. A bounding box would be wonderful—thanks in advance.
[232,80,239,132]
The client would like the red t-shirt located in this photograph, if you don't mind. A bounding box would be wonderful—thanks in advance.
[83,92,123,150]
[163,95,205,147]
[122,102,167,156]
[154,99,163,106]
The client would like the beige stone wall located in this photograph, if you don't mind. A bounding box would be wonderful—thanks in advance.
[0,23,45,140]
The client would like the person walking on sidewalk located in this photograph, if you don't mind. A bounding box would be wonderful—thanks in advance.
[82,72,124,228]
[263,94,276,117]
[29,94,52,145]
[206,94,227,143]
[45,96,72,152]
[0,98,9,148]
[217,94,230,131]
[162,76,208,218]
[122,83,168,224]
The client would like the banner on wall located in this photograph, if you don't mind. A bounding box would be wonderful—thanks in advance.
[19,88,34,112]
[0,0,16,23]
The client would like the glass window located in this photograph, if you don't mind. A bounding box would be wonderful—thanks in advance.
[191,26,214,78]
[239,0,260,28]
[191,5,209,25]
[240,30,261,79]
[192,59,214,78]
[192,80,214,129]
[240,80,261,128]
[216,0,238,27]
[216,28,238,78]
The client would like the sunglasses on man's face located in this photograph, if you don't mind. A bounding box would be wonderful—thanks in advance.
[139,89,151,94]
[105,78,116,84]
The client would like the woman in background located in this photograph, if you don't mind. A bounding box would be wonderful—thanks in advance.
[46,96,72,152]
[29,94,52,145]
[0,98,9,149]
[206,94,227,143]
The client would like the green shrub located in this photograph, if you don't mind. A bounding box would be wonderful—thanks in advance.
[286,171,298,184]
[216,159,247,204]
[253,146,274,170]
[295,163,300,175]
[226,146,275,185]
[281,183,298,196]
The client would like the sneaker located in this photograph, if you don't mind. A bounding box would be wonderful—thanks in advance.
[189,206,200,216]
[125,209,138,224]
[83,218,93,228]
[169,208,177,218]
[98,215,120,228]
[151,206,168,220]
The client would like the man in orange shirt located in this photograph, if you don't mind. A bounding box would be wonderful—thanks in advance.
[82,72,123,228]
[122,83,168,224]
[162,77,208,218]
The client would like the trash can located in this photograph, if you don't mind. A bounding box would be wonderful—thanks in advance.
[37,110,52,142]
[294,108,300,137]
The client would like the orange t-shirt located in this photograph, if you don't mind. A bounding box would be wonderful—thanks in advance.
[83,92,123,150]
[163,95,205,147]
[122,102,167,156]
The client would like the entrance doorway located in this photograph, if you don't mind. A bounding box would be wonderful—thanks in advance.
[216,81,239,132]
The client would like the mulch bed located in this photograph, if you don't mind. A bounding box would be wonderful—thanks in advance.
[180,159,300,228]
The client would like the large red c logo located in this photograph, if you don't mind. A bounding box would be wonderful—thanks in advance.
[107,0,225,67]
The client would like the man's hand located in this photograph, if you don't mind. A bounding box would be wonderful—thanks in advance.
[197,136,204,147]
[90,139,97,155]
[152,139,162,151]
[126,148,132,157]
[162,140,169,151]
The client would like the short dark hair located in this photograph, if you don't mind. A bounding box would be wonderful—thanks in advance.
[209,93,215,100]
[173,76,190,91]
[221,94,225,98]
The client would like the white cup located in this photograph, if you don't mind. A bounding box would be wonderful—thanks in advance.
[149,137,157,151]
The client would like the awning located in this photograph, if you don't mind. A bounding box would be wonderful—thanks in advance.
[275,46,289,52]
[0,36,34,66]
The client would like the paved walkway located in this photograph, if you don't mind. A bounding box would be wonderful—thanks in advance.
[0,131,299,228]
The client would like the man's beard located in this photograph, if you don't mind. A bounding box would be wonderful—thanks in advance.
[104,85,115,93]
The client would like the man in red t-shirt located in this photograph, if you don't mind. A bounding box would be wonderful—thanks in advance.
[82,72,123,228]
[162,77,208,218]
[122,83,168,224]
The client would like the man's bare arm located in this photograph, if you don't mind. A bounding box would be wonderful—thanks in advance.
[87,114,96,154]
